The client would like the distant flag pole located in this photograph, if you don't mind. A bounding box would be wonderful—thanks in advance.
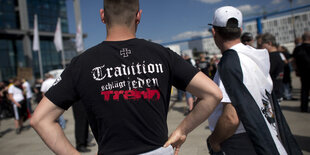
[54,17,66,69]
[76,21,84,52]
[33,14,44,79]
[289,0,297,39]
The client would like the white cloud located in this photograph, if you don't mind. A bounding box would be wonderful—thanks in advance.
[198,0,222,4]
[237,4,260,14]
[152,40,163,44]
[271,0,282,4]
[172,30,211,40]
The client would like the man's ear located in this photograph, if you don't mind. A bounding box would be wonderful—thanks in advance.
[100,9,105,23]
[136,10,142,24]
[212,28,216,36]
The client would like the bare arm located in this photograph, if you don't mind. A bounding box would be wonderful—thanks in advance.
[30,97,80,155]
[208,102,240,152]
[164,72,222,155]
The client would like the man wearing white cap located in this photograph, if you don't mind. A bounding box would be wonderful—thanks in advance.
[207,6,301,155]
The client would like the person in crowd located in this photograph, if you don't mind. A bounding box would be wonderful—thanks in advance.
[292,31,310,112]
[196,53,209,76]
[255,34,263,49]
[278,45,294,100]
[241,32,254,47]
[72,100,95,152]
[0,81,13,119]
[33,78,43,104]
[8,78,27,134]
[177,53,197,103]
[181,53,196,115]
[30,0,222,155]
[40,73,66,129]
[207,6,301,155]
[295,37,302,47]
[0,81,5,118]
[261,33,285,102]
[207,56,217,79]
[22,79,33,114]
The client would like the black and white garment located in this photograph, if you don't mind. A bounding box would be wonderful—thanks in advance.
[217,43,301,155]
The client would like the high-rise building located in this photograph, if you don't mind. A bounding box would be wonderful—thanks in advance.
[0,0,82,81]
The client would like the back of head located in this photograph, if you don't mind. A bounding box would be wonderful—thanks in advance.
[210,6,243,41]
[12,77,21,85]
[278,45,288,53]
[241,32,253,44]
[294,37,302,46]
[104,0,139,28]
[261,33,277,47]
[255,34,263,49]
[302,31,310,43]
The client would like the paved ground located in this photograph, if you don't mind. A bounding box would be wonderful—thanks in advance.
[0,75,309,155]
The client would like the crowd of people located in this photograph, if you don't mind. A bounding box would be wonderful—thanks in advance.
[1,1,309,155]
[178,30,308,114]
[0,74,96,151]
[0,78,36,135]
[0,74,66,133]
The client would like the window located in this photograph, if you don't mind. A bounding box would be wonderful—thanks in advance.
[0,0,17,29]
[27,0,69,32]
[302,14,307,21]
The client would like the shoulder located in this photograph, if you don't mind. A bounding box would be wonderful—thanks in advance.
[144,39,174,55]
[293,45,304,55]
[134,38,174,53]
[41,81,47,87]
[70,42,106,64]
[219,49,243,80]
[8,85,14,91]
[220,49,240,70]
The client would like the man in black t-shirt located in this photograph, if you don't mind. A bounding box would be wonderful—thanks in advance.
[30,0,222,155]
[261,33,285,101]
[293,32,310,112]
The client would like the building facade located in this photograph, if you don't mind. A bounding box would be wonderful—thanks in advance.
[244,10,310,47]
[188,10,310,56]
[0,0,80,81]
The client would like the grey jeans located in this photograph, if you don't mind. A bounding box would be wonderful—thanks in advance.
[139,145,174,155]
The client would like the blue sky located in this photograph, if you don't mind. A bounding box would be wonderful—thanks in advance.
[66,0,310,50]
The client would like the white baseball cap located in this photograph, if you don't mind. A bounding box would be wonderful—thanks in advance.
[209,6,243,28]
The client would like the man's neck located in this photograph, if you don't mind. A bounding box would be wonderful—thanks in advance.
[268,46,278,52]
[304,40,310,44]
[221,39,241,53]
[106,25,136,41]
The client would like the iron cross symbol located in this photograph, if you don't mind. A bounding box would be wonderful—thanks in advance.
[120,48,132,58]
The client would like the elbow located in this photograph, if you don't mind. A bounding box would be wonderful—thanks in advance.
[30,117,36,128]
[223,113,240,127]
[30,115,40,129]
[213,88,223,104]
[216,92,223,103]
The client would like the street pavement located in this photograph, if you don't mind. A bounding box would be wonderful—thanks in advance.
[0,76,309,155]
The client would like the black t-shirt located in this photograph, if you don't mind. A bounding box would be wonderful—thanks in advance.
[45,38,199,155]
[293,43,310,77]
[282,51,291,83]
[269,51,284,99]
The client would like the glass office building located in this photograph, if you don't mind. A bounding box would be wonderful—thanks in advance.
[0,0,79,81]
